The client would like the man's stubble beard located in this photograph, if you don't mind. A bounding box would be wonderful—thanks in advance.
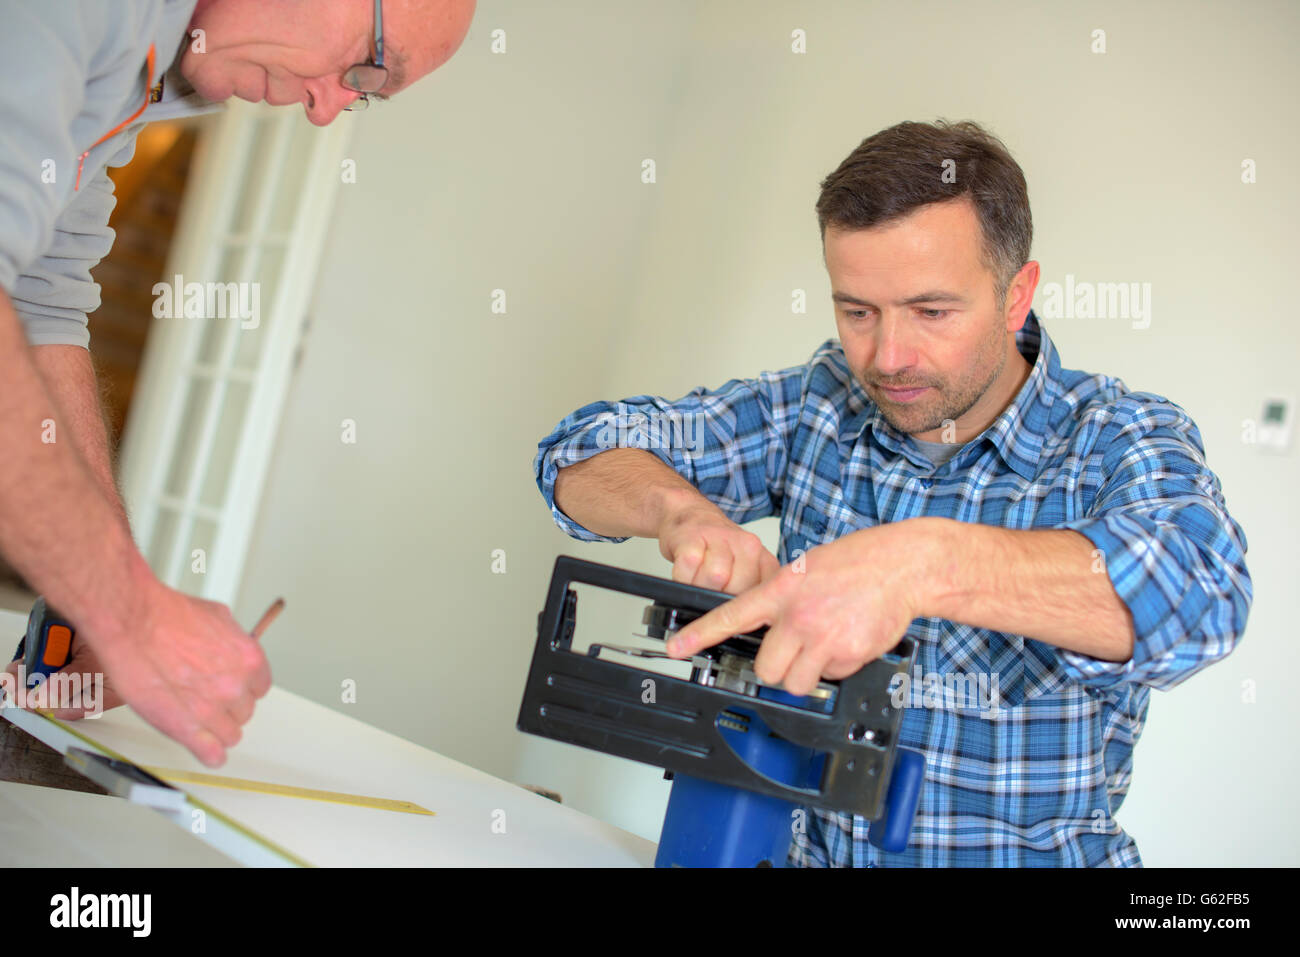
[870,325,1008,437]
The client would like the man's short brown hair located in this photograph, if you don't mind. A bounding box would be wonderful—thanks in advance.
[815,120,1032,310]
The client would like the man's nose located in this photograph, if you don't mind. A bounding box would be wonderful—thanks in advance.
[871,311,916,377]
[302,78,361,126]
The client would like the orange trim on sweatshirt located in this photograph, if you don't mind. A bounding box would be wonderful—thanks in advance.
[75,43,156,191]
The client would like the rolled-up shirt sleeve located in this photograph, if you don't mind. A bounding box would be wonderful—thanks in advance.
[533,366,807,542]
[1056,395,1252,691]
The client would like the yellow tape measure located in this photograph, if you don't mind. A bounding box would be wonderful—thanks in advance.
[144,767,434,816]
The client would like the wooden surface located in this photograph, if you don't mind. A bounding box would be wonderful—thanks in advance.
[0,720,108,795]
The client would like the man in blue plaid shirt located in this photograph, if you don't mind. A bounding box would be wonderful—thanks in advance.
[532,120,1252,866]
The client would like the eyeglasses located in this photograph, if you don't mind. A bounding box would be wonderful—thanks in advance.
[342,0,386,111]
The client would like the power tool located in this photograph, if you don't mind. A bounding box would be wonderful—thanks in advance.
[517,556,926,867]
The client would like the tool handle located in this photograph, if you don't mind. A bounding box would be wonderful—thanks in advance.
[867,747,926,854]
[18,597,74,689]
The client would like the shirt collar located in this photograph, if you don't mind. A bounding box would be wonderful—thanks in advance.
[851,309,1058,481]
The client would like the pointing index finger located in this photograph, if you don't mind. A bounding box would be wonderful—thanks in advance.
[667,581,775,658]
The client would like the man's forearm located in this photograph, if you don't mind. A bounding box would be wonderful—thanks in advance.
[29,344,129,528]
[0,291,152,645]
[553,448,709,538]
[908,517,1136,662]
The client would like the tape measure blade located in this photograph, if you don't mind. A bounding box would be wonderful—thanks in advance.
[145,767,435,816]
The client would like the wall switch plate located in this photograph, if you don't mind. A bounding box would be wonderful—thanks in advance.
[1257,396,1294,452]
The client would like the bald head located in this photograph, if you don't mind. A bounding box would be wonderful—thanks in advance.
[180,0,476,125]
[384,0,476,93]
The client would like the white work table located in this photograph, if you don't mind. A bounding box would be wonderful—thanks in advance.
[0,607,655,867]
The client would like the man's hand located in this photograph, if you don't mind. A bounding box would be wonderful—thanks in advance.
[656,496,781,595]
[3,588,278,766]
[665,523,928,695]
[82,583,272,767]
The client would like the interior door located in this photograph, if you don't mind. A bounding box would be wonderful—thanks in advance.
[118,101,353,603]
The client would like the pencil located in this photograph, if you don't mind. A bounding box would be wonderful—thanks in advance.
[250,597,285,640]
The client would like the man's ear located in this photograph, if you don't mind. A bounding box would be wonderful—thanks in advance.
[1003,261,1040,331]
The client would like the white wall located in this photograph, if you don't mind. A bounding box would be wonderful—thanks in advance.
[236,0,1299,864]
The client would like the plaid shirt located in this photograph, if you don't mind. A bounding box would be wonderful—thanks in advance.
[533,310,1251,867]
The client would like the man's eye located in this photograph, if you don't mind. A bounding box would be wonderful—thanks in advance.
[845,309,869,320]
[919,308,949,319]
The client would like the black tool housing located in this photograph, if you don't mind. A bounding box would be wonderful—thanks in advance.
[516,556,914,818]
